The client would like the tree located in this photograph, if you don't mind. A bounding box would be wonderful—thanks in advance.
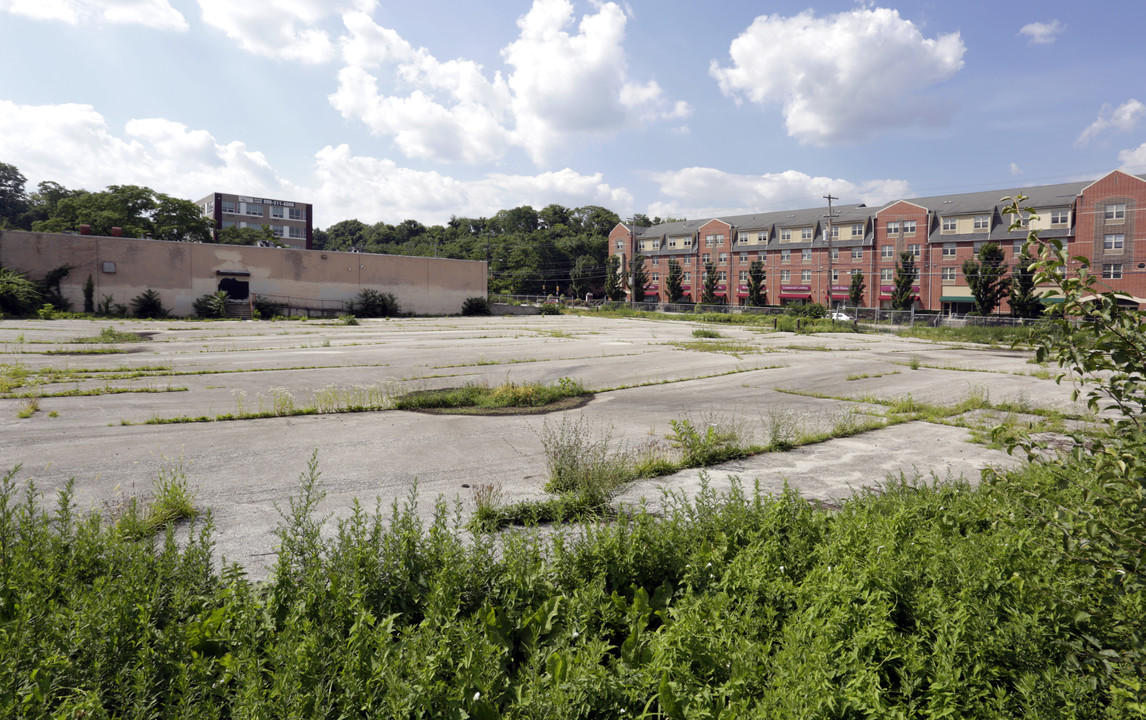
[891,252,917,311]
[217,225,279,246]
[1009,251,1044,318]
[747,260,766,306]
[848,270,866,308]
[0,162,28,227]
[962,242,1009,315]
[702,261,719,305]
[604,255,623,300]
[569,255,592,299]
[666,258,684,302]
[152,194,211,243]
[629,253,648,303]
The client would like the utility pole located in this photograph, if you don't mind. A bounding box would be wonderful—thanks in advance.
[823,193,839,309]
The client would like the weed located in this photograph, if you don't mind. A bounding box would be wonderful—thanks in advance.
[339,314,359,325]
[48,410,58,418]
[764,407,801,451]
[16,396,39,418]
[71,326,144,343]
[667,416,751,466]
[692,328,723,338]
[909,354,922,370]
[667,339,758,356]
[394,378,587,411]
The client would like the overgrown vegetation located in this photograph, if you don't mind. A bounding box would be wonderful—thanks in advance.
[344,288,400,317]
[130,288,168,319]
[462,296,492,316]
[71,325,144,343]
[393,377,588,413]
[192,290,229,318]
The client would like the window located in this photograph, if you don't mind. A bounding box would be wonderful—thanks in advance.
[737,232,748,243]
[739,270,749,282]
[289,227,303,239]
[973,215,989,230]
[702,253,710,264]
[1051,209,1069,225]
[615,240,623,249]
[683,272,692,283]
[289,207,304,221]
[851,248,863,260]
[801,248,811,262]
[222,220,236,229]
[1104,233,1125,252]
[758,231,767,243]
[781,270,791,283]
[881,245,894,259]
[781,249,791,263]
[739,252,748,262]
[651,257,659,266]
[903,220,916,235]
[1103,263,1123,279]
[270,206,284,219]
[831,269,839,283]
[651,273,659,282]
[850,268,861,277]
[908,244,921,257]
[1013,240,1025,255]
[801,227,813,240]
[705,234,716,246]
[221,200,237,214]
[942,217,956,232]
[830,248,839,261]
[942,243,956,256]
[941,267,956,282]
[719,253,728,263]
[801,269,812,282]
[852,224,863,237]
[245,203,263,217]
[886,221,900,234]
[718,271,727,282]
[1105,204,1126,222]
[881,268,894,282]
[667,237,677,248]
[831,226,840,239]
[780,229,791,241]
[682,238,692,248]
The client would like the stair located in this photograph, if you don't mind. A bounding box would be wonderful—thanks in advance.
[225,301,252,320]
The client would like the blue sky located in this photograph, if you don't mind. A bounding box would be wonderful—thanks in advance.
[1,0,1144,228]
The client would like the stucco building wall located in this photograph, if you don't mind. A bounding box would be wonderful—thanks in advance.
[0,230,486,316]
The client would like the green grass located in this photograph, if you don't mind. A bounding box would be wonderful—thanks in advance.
[0,451,1136,718]
[691,328,723,338]
[666,339,759,356]
[393,377,587,411]
[894,322,1045,346]
[71,326,144,343]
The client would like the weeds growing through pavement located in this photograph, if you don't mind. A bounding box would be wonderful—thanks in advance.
[71,326,144,343]
[394,377,588,412]
[16,396,39,418]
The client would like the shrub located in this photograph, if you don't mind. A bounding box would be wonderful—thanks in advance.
[0,266,41,316]
[538,302,560,315]
[338,314,359,325]
[82,275,95,314]
[789,302,827,319]
[345,288,399,317]
[192,290,229,318]
[252,296,283,318]
[130,289,168,319]
[462,296,492,316]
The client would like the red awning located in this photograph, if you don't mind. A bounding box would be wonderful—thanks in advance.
[714,292,726,297]
[737,292,750,298]
[680,284,691,290]
[831,292,849,299]
[645,284,659,291]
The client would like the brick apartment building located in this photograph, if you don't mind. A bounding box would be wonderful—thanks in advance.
[196,193,314,250]
[610,169,1146,312]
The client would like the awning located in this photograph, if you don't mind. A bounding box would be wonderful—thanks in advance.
[216,269,251,276]
[830,292,849,299]
[680,284,691,290]
[645,284,659,291]
[940,295,975,302]
[780,293,812,299]
[714,291,727,297]
[737,292,750,298]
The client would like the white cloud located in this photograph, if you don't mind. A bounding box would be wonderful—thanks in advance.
[312,144,632,225]
[1009,162,1023,175]
[1077,99,1146,147]
[1118,143,1146,173]
[709,7,965,146]
[0,0,187,30]
[645,167,911,220]
[196,0,374,63]
[0,101,294,201]
[1019,20,1065,45]
[330,0,688,165]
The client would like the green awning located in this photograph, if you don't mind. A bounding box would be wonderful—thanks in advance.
[939,296,974,302]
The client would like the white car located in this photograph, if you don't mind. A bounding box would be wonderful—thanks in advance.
[830,311,854,321]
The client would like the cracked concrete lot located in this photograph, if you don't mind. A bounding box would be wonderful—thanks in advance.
[0,314,1080,576]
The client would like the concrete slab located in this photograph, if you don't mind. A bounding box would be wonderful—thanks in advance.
[0,315,1081,577]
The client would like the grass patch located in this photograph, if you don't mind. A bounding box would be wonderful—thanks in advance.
[71,326,145,344]
[691,328,723,338]
[394,377,588,413]
[845,370,901,381]
[105,460,198,539]
[894,323,1044,346]
[666,340,759,357]
[16,396,39,418]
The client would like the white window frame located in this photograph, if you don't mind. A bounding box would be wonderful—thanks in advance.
[903,220,916,236]
[1104,233,1125,252]
[881,245,894,259]
[881,268,894,282]
[973,215,989,230]
[1103,263,1123,280]
[1050,209,1069,225]
[886,221,900,234]
[852,224,863,237]
[1105,204,1126,222]
[781,249,791,263]
[801,248,812,262]
[801,227,813,240]
[781,229,792,241]
[908,244,921,258]
[851,248,863,260]
[780,270,791,282]
[941,217,956,232]
[941,267,956,282]
[830,248,839,261]
[801,269,811,282]
[942,243,956,257]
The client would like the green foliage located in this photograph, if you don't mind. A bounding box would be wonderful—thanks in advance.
[691,328,722,338]
[130,288,168,319]
[1009,251,1044,318]
[39,264,72,311]
[667,417,749,466]
[848,270,865,307]
[604,254,623,301]
[991,195,1146,679]
[666,258,684,302]
[0,161,29,226]
[252,295,283,319]
[702,261,719,304]
[394,377,586,412]
[788,302,827,318]
[963,242,1009,315]
[747,259,767,306]
[538,301,560,315]
[891,252,917,310]
[72,326,143,343]
[629,253,648,303]
[338,313,359,325]
[192,290,229,318]
[568,255,593,299]
[0,266,41,316]
[26,182,210,241]
[344,288,399,317]
[81,274,94,314]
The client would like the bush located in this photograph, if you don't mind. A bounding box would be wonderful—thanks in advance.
[0,266,41,316]
[130,289,168,319]
[192,290,228,318]
[345,288,399,317]
[252,296,283,319]
[462,296,492,316]
[538,302,560,315]
[788,302,827,319]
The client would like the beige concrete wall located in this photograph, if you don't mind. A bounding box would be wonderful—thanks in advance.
[0,230,486,316]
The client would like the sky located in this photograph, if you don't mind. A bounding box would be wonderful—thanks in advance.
[2,0,1145,229]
